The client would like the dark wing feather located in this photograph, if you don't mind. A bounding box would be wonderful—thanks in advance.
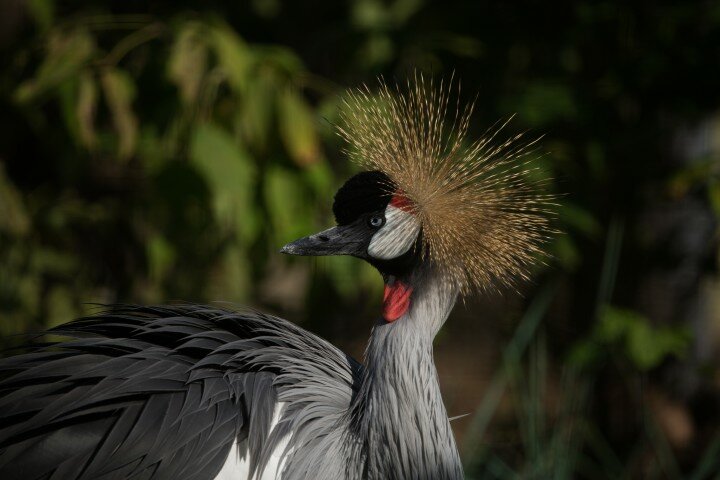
[0,305,361,480]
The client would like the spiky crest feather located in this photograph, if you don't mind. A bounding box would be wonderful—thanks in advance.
[337,74,555,293]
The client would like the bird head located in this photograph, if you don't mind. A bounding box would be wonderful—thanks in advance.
[281,169,422,279]
[282,75,555,311]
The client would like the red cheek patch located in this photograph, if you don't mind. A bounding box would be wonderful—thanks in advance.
[382,280,413,322]
[389,192,414,213]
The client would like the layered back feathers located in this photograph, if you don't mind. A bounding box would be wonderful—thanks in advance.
[337,75,555,293]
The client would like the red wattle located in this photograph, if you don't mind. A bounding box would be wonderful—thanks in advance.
[382,281,413,322]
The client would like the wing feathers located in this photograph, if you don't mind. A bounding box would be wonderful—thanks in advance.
[0,305,359,480]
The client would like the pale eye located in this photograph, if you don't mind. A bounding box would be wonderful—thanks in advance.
[368,215,385,229]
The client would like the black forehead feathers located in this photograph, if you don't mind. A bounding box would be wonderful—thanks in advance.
[333,171,395,225]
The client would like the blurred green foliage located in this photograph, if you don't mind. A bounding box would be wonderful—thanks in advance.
[570,305,691,372]
[0,10,378,333]
[1,0,720,477]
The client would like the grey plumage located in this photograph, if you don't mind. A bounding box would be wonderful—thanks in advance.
[0,306,359,479]
[346,268,461,480]
[0,265,462,480]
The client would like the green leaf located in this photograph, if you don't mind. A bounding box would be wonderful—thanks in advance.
[260,47,304,74]
[146,233,176,282]
[168,22,208,105]
[626,321,691,371]
[278,89,321,166]
[100,68,138,160]
[513,82,577,126]
[189,122,258,243]
[27,0,55,31]
[358,34,394,68]
[598,305,636,342]
[599,306,691,371]
[0,164,30,236]
[75,69,98,149]
[303,161,334,199]
[238,72,275,151]
[15,28,95,103]
[567,338,604,369]
[559,202,601,238]
[210,22,252,93]
[264,165,313,243]
[352,0,389,29]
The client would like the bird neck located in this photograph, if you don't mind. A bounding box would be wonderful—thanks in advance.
[346,268,462,479]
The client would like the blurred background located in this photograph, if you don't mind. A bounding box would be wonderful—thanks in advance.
[1,0,719,478]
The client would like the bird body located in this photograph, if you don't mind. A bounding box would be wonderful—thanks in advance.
[0,76,552,479]
[0,306,356,479]
[0,271,459,480]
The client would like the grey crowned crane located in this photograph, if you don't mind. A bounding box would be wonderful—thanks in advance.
[0,78,553,480]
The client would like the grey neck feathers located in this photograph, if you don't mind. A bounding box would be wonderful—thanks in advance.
[345,268,462,480]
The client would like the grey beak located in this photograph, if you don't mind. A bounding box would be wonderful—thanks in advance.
[280,225,365,257]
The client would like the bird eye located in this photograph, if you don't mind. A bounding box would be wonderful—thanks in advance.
[368,215,385,228]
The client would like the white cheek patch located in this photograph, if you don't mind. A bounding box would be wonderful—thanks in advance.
[368,205,421,260]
